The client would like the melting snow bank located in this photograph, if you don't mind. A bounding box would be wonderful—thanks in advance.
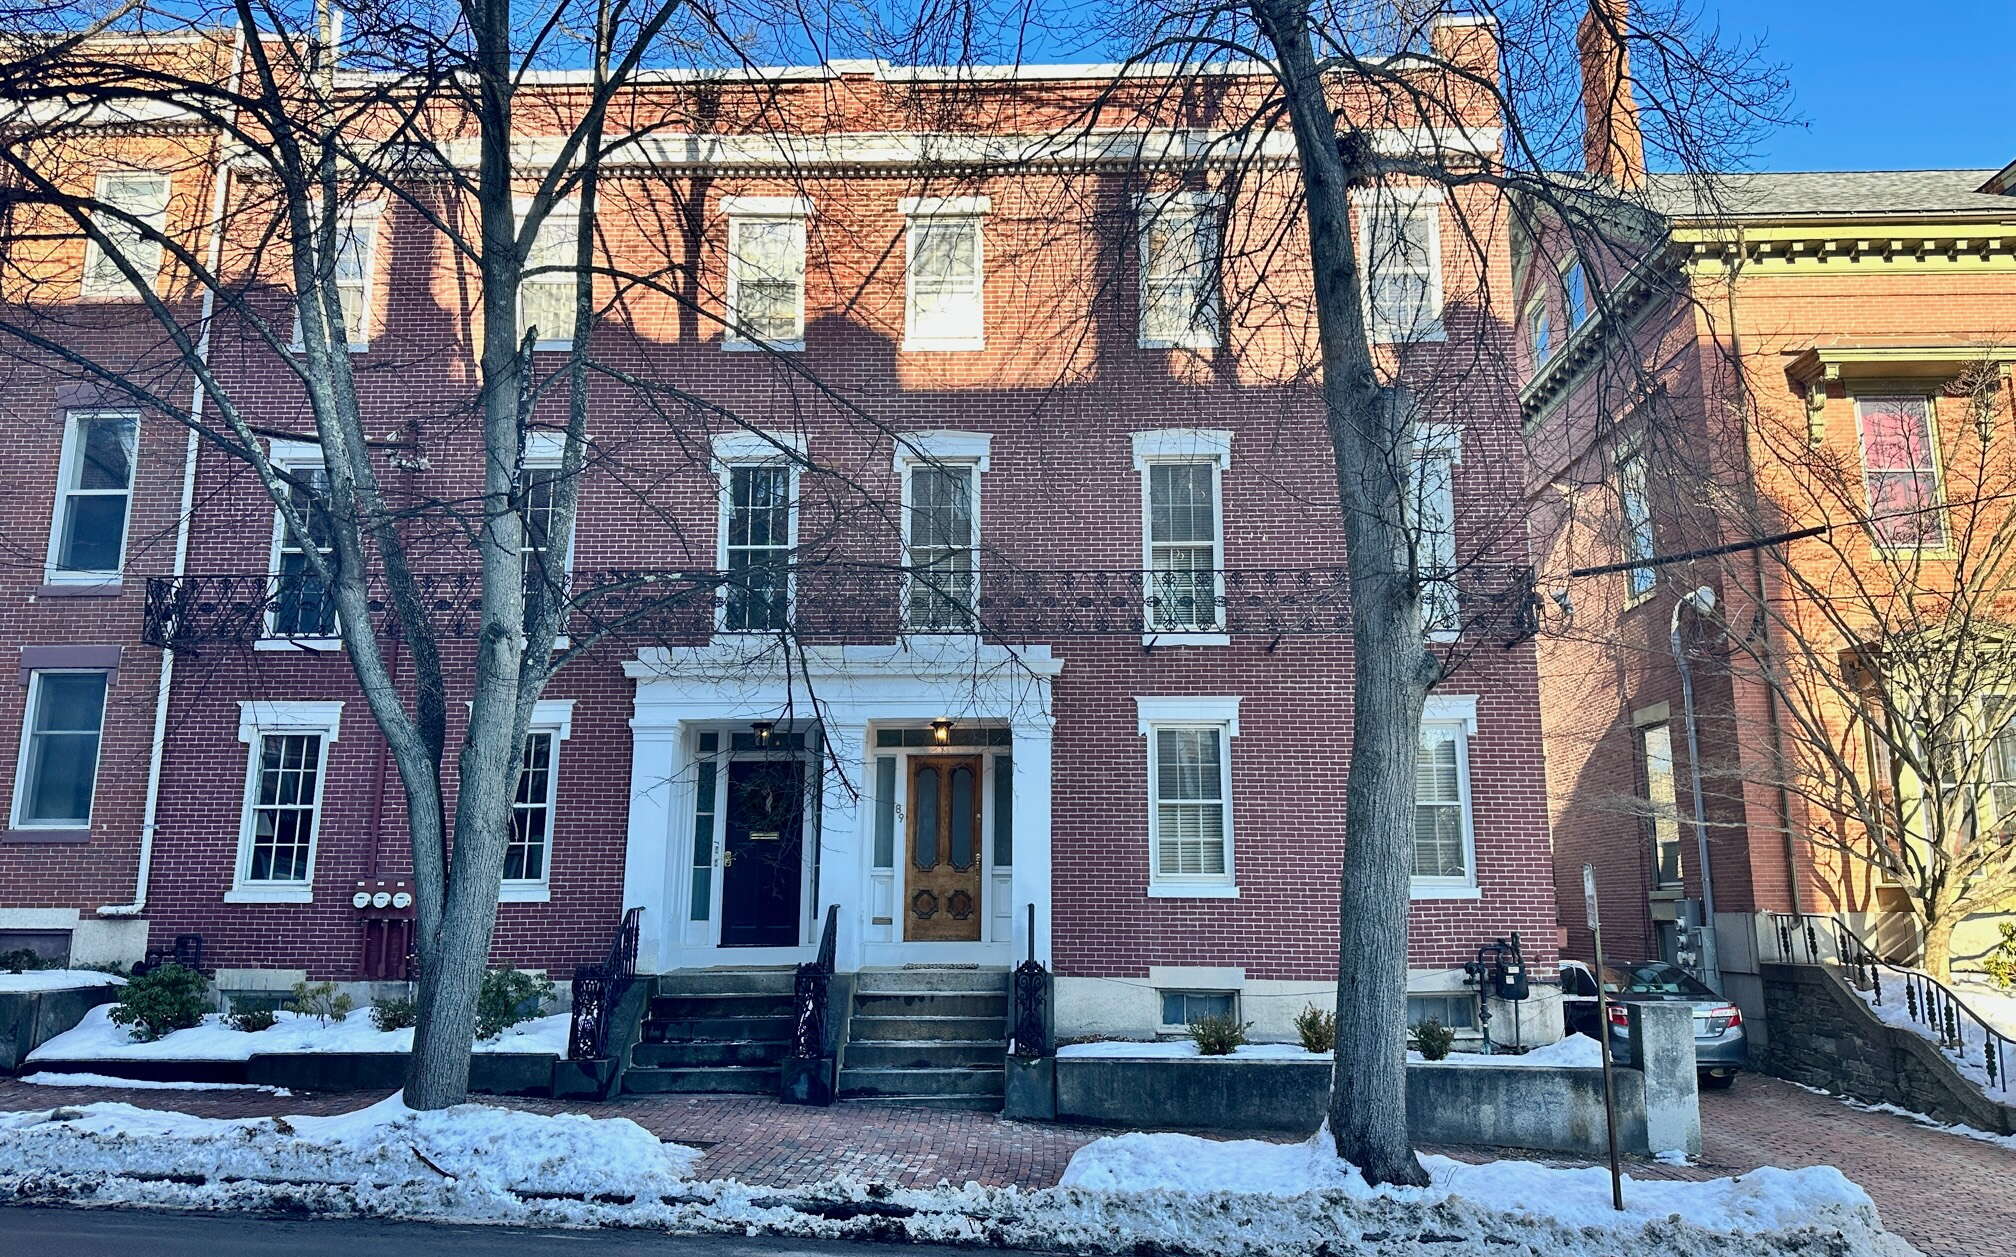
[0,1102,1914,1256]
[28,1004,569,1062]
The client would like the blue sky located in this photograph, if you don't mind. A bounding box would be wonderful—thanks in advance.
[1716,1,2014,172]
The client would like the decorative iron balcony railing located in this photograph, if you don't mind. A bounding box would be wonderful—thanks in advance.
[140,563,1539,652]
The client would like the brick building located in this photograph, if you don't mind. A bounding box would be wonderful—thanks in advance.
[1523,52,2016,1019]
[0,20,1563,1084]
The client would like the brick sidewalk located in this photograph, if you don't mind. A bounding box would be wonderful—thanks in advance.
[1,1072,2002,1254]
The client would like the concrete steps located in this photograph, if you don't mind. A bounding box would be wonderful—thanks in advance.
[838,968,1009,1110]
[622,968,798,1096]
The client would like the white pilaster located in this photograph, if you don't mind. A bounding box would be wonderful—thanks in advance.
[620,723,684,972]
[1010,717,1055,967]
[816,717,869,972]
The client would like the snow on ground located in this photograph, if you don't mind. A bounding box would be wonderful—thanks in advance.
[29,1004,570,1062]
[0,969,126,992]
[1790,1080,2016,1152]
[1952,978,2016,1038]
[18,1072,293,1095]
[0,1097,1911,1256]
[1057,1033,1603,1068]
[1851,981,2016,1102]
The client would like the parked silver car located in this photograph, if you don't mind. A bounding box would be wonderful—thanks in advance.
[1559,959,1747,1088]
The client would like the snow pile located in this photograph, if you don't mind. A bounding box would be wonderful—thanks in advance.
[1850,983,2014,1101]
[0,1094,697,1217]
[1413,1033,1604,1068]
[0,969,127,993]
[1058,1033,1602,1068]
[19,1072,292,1095]
[30,1004,569,1063]
[1952,979,2016,1038]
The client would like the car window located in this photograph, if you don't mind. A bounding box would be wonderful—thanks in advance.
[1601,962,1713,998]
[1560,965,1594,997]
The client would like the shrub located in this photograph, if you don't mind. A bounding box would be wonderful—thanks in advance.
[1293,1003,1336,1054]
[1187,1013,1251,1057]
[283,980,355,1027]
[228,1006,278,1033]
[1982,923,2016,990]
[1411,1016,1457,1061]
[476,969,555,1041]
[370,995,419,1032]
[107,964,211,1042]
[0,948,54,974]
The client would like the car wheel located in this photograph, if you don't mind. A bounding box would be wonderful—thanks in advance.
[1699,1071,1737,1090]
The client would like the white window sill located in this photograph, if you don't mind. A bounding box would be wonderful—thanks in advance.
[531,341,574,353]
[902,337,986,353]
[1410,882,1481,900]
[1427,629,1460,644]
[41,572,122,591]
[1148,883,1240,899]
[224,885,313,904]
[1142,631,1230,649]
[499,882,551,903]
[1371,322,1448,345]
[254,637,344,652]
[289,342,371,354]
[1138,337,1221,352]
[722,338,804,353]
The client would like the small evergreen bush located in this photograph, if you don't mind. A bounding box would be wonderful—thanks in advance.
[1411,1016,1457,1060]
[1982,922,2016,989]
[1294,1003,1337,1054]
[0,948,54,973]
[107,964,211,1042]
[284,980,355,1026]
[476,969,555,1040]
[1187,1013,1252,1056]
[370,995,419,1032]
[227,1006,278,1033]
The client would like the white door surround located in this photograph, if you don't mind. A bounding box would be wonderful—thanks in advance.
[619,638,1059,975]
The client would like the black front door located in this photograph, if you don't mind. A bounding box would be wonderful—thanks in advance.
[720,759,805,947]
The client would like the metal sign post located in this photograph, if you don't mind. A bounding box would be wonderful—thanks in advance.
[1585,864,1625,1212]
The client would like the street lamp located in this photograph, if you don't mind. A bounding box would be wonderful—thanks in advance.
[1671,585,1723,992]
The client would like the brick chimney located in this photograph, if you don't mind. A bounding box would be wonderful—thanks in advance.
[1429,13,1501,83]
[1577,0,1647,190]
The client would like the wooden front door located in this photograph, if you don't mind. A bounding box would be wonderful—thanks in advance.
[904,755,983,942]
[720,759,805,947]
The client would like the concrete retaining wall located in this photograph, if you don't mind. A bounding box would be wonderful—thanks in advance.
[0,984,121,1074]
[1760,961,2016,1134]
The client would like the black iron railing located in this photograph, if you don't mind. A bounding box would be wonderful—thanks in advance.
[1767,911,2012,1094]
[1011,904,1051,1057]
[791,904,840,1060]
[141,564,1541,651]
[567,906,642,1062]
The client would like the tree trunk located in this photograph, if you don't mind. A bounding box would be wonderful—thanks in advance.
[1252,0,1432,1187]
[1920,913,1956,982]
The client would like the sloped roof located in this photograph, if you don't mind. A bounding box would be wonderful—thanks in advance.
[1641,169,2011,220]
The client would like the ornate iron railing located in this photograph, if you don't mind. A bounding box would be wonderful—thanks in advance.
[567,906,642,1062]
[1766,911,2012,1094]
[1011,904,1051,1057]
[791,903,841,1060]
[141,563,1540,651]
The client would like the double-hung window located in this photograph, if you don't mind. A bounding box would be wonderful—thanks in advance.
[1639,721,1684,887]
[1133,430,1231,641]
[292,202,382,351]
[1617,442,1656,599]
[266,444,338,640]
[518,203,580,350]
[721,462,795,632]
[1526,299,1552,363]
[1561,258,1590,328]
[1413,715,1476,888]
[723,198,809,350]
[1138,193,1221,349]
[81,172,170,298]
[502,701,572,902]
[11,670,110,830]
[47,411,138,585]
[1409,420,1459,635]
[906,463,978,630]
[1856,395,1946,549]
[518,434,571,636]
[1360,190,1444,342]
[902,197,986,350]
[229,701,342,903]
[1139,697,1240,895]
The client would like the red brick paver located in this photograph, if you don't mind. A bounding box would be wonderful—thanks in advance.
[2,1073,2004,1254]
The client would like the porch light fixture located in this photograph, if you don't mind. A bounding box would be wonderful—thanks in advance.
[929,717,955,745]
[751,720,775,747]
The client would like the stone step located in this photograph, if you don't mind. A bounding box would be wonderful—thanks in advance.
[841,1093,1005,1112]
[838,1066,1006,1099]
[643,1014,794,1043]
[622,1065,780,1095]
[839,1039,1004,1071]
[650,991,798,1020]
[854,967,1009,994]
[848,1014,1005,1042]
[631,1038,791,1069]
[851,991,1006,1018]
[655,968,798,996]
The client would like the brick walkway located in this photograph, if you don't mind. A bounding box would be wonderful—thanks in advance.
[1,1072,2004,1254]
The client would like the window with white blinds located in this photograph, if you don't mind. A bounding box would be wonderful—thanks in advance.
[519,208,580,348]
[1150,725,1231,881]
[1413,722,1474,883]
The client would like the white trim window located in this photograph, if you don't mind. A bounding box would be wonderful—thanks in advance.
[81,171,170,298]
[1358,188,1444,342]
[1133,430,1231,643]
[502,701,573,902]
[519,432,571,633]
[719,460,797,632]
[1617,442,1656,599]
[46,411,138,585]
[228,701,342,903]
[1413,718,1476,888]
[723,197,809,350]
[265,442,338,641]
[902,197,987,350]
[1138,192,1221,349]
[1408,419,1459,636]
[1138,696,1241,895]
[11,670,110,829]
[1856,395,1947,549]
[291,202,383,352]
[1639,721,1684,887]
[1561,257,1590,328]
[518,201,581,351]
[1526,298,1552,363]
